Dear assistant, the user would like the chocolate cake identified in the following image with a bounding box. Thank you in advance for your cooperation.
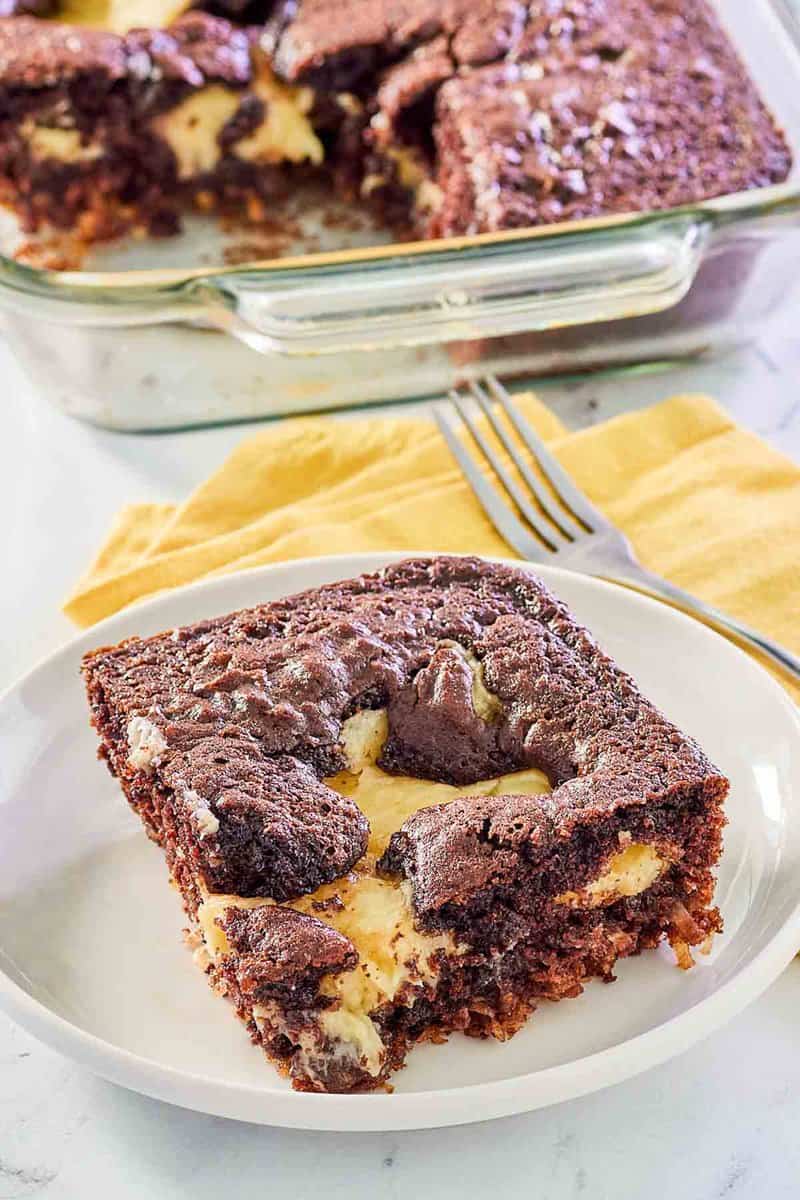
[426,1,794,236]
[0,0,792,242]
[0,13,324,237]
[82,556,728,1093]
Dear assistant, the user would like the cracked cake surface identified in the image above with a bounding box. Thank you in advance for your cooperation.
[427,1,793,235]
[83,555,727,1093]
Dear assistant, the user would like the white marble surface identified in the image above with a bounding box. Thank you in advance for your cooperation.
[1,312,799,1198]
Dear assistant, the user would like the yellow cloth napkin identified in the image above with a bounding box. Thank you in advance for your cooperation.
[65,392,799,701]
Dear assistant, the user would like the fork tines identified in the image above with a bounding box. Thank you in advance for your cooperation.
[435,376,606,560]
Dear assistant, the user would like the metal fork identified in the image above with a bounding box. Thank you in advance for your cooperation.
[436,376,800,683]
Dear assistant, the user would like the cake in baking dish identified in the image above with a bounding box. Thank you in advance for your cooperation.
[0,0,791,243]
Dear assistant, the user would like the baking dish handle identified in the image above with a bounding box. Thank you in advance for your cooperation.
[195,214,711,356]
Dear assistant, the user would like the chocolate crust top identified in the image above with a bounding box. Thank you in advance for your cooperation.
[0,12,253,91]
[379,791,567,914]
[161,740,369,900]
[430,0,792,235]
[217,904,358,1005]
[125,14,255,87]
[83,556,726,904]
[268,0,527,88]
[379,775,728,933]
[0,17,128,87]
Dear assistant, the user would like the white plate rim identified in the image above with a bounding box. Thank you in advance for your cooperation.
[1,550,799,1132]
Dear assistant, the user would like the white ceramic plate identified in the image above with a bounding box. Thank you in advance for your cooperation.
[1,553,799,1131]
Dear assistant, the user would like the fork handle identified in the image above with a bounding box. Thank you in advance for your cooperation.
[602,563,800,685]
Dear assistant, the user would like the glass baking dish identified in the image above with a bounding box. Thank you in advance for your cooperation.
[0,0,798,431]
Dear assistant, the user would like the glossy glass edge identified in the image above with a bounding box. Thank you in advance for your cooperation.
[0,184,798,309]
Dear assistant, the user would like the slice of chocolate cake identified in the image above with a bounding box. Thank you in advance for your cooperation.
[82,556,727,1093]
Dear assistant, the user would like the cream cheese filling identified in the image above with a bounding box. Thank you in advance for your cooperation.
[20,121,103,165]
[555,841,668,908]
[151,69,322,183]
[196,705,549,1076]
[55,0,193,33]
[235,72,321,167]
[197,774,548,1074]
[361,144,444,212]
[196,676,669,1078]
[152,87,242,181]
